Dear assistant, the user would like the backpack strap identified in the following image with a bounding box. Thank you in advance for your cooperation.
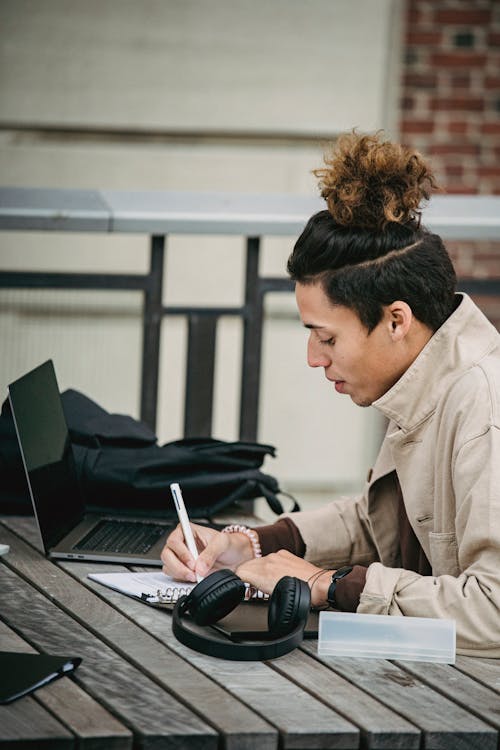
[257,483,300,515]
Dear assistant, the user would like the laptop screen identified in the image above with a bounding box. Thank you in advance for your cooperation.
[8,360,85,551]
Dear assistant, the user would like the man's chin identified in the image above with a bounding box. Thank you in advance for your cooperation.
[350,393,373,407]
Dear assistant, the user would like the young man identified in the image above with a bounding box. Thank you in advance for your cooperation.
[162,133,500,656]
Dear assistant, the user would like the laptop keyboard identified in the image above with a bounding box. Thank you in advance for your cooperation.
[74,519,169,554]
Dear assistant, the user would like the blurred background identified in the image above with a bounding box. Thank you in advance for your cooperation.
[0,0,499,514]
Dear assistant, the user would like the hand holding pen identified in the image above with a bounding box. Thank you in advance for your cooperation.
[162,484,254,582]
[170,483,203,582]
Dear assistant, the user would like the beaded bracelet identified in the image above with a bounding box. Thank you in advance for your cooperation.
[222,524,262,559]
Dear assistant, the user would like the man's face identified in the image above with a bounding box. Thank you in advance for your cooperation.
[295,281,409,407]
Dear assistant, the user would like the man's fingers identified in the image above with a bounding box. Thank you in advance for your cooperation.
[195,534,229,577]
[161,547,197,582]
[161,523,202,581]
[167,525,198,565]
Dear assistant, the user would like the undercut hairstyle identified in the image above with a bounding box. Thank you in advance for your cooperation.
[287,132,457,333]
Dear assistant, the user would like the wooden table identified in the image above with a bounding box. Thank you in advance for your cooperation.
[1,515,499,750]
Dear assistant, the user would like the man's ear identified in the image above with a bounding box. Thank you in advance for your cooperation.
[387,301,413,341]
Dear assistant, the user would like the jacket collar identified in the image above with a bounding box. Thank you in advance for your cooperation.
[373,294,499,433]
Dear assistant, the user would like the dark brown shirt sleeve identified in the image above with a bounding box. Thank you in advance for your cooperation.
[256,517,306,557]
[255,472,429,613]
[333,565,367,612]
[256,517,365,610]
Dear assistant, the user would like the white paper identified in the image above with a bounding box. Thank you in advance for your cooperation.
[88,570,269,604]
[88,570,195,603]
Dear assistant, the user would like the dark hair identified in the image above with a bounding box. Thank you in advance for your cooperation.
[287,132,457,332]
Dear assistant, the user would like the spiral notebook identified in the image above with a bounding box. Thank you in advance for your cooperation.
[88,570,269,608]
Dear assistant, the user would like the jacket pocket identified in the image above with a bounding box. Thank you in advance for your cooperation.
[429,532,460,577]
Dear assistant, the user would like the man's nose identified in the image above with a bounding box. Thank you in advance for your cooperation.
[307,337,331,369]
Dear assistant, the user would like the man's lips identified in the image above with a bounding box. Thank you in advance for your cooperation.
[327,377,346,394]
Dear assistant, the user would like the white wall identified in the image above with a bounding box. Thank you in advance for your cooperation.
[1,0,399,135]
[0,0,402,501]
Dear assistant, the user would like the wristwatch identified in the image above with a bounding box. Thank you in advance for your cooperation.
[326,566,353,609]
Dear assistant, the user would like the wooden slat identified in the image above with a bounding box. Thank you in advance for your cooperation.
[2,514,46,551]
[0,692,74,749]
[302,642,497,749]
[0,522,277,750]
[273,648,420,749]
[0,557,217,749]
[454,655,500,694]
[0,620,132,750]
[149,647,358,750]
[393,660,500,734]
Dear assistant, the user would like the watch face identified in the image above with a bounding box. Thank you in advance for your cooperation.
[333,566,353,581]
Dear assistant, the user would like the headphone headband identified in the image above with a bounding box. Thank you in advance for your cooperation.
[172,597,307,660]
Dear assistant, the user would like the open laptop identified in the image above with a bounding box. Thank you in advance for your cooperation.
[8,360,174,565]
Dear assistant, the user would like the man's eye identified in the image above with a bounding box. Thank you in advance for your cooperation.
[319,337,335,345]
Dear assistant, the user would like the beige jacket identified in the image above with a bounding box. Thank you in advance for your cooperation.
[286,294,500,656]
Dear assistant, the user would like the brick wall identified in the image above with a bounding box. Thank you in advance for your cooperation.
[400,0,500,328]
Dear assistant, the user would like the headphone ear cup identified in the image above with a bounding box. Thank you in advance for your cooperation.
[268,576,311,638]
[186,569,246,626]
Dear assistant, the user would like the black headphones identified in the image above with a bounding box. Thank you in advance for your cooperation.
[172,568,311,660]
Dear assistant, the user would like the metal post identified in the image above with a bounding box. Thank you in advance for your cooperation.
[184,314,218,437]
[239,237,263,441]
[140,235,165,433]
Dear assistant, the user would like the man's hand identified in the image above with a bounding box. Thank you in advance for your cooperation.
[161,523,254,582]
[236,549,334,607]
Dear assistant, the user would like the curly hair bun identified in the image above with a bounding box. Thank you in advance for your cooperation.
[315,131,439,231]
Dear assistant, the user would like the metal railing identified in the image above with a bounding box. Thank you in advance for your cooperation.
[1,187,499,438]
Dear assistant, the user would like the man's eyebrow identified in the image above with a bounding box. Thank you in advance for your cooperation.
[304,323,327,330]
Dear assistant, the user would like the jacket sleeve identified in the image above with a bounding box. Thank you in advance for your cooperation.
[359,424,500,657]
[280,491,381,569]
[280,426,399,569]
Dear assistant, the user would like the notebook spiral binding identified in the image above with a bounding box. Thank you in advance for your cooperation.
[152,584,269,604]
[155,586,192,604]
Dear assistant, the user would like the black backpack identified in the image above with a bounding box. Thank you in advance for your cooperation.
[0,389,298,519]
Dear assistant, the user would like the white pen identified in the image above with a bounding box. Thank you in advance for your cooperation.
[170,483,203,583]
